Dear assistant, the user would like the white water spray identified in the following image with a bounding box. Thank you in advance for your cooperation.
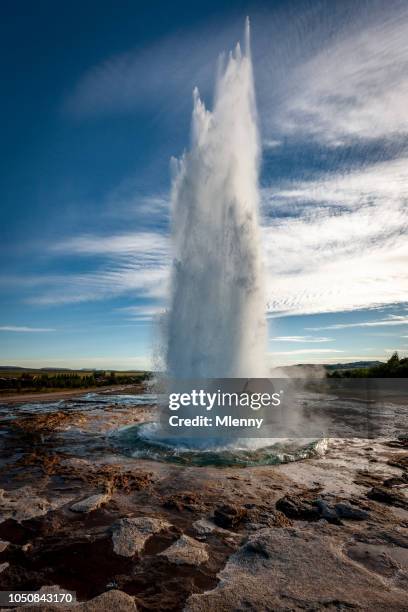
[166,19,267,379]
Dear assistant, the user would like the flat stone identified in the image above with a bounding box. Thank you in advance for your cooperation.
[70,493,110,513]
[160,534,209,566]
[11,588,137,611]
[111,517,171,557]
[185,527,408,611]
[193,518,217,535]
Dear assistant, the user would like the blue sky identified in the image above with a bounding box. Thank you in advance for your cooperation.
[1,0,408,369]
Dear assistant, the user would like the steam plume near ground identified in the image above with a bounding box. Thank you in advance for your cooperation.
[165,20,267,379]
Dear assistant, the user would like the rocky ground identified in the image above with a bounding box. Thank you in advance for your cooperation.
[0,391,407,611]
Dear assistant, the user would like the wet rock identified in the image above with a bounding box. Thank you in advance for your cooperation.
[159,534,208,566]
[185,527,407,611]
[213,504,247,529]
[334,502,369,520]
[12,411,86,434]
[367,486,408,510]
[70,492,110,513]
[275,494,320,521]
[111,516,172,557]
[277,494,369,524]
[314,499,342,524]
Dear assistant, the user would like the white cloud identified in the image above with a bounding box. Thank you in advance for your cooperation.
[64,2,408,147]
[271,336,333,343]
[29,265,168,306]
[27,232,170,306]
[307,315,408,331]
[0,326,56,333]
[272,348,343,355]
[385,348,408,356]
[118,304,165,321]
[53,232,168,257]
[262,139,281,149]
[274,5,408,142]
[262,157,408,317]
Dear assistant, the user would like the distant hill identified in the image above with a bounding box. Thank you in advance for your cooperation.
[1,362,385,375]
[0,366,144,373]
[271,361,385,378]
[0,366,87,373]
[324,361,383,371]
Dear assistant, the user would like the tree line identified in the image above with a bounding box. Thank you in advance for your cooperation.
[328,352,408,378]
[0,371,149,392]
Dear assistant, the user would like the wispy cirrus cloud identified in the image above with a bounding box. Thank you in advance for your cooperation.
[118,305,165,321]
[272,348,343,356]
[53,232,168,257]
[11,154,408,319]
[29,264,168,306]
[271,336,333,343]
[306,315,408,331]
[272,4,408,143]
[64,19,242,119]
[27,231,170,306]
[262,156,408,317]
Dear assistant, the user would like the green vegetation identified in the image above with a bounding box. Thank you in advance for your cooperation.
[327,352,408,378]
[0,368,149,394]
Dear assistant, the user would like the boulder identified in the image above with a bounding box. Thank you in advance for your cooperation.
[334,502,369,520]
[276,494,320,521]
[160,534,209,566]
[313,499,342,524]
[111,516,171,557]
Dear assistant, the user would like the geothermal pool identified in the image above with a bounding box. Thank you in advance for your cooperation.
[2,387,405,469]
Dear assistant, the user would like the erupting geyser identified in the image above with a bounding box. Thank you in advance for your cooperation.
[117,20,327,465]
[166,18,267,379]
